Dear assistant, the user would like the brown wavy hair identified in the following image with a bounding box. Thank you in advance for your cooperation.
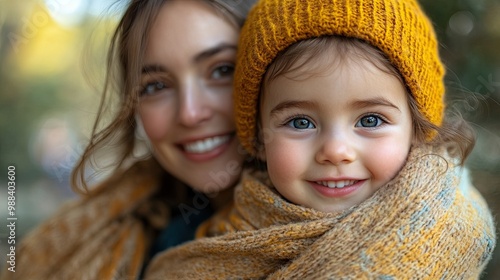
[72,0,256,194]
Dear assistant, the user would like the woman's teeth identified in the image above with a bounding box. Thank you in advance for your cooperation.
[184,135,230,154]
[316,180,358,188]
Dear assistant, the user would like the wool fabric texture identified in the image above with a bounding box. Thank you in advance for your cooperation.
[0,159,170,280]
[235,0,446,155]
[144,145,496,279]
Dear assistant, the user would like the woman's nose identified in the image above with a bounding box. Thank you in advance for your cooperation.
[315,132,356,165]
[178,82,213,127]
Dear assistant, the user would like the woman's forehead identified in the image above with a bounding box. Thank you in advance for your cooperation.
[143,0,238,66]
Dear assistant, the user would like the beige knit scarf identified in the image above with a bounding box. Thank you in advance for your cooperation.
[1,159,170,280]
[145,145,496,279]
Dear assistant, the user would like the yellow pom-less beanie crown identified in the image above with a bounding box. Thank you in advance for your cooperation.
[235,0,445,155]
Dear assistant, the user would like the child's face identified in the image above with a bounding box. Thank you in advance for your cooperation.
[259,53,413,212]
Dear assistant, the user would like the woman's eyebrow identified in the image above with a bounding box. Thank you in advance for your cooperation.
[141,43,236,74]
[193,43,237,63]
[350,97,401,112]
[270,100,317,116]
[142,64,166,74]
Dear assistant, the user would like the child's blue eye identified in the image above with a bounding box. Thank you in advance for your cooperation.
[356,115,384,128]
[287,118,315,129]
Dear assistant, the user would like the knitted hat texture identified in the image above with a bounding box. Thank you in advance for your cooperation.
[234,0,446,155]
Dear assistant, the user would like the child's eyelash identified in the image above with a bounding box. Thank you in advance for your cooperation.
[280,113,389,122]
[361,112,390,123]
[280,114,312,126]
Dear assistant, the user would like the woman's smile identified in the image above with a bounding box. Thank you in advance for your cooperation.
[179,133,236,162]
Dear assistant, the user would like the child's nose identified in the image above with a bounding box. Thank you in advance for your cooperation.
[315,133,356,165]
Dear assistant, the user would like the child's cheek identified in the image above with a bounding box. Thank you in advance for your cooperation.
[371,139,411,184]
[264,137,304,187]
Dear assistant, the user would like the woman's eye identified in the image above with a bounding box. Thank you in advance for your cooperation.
[211,64,235,80]
[141,81,167,96]
[356,115,384,128]
[287,117,315,129]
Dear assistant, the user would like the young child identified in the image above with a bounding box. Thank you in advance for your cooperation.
[144,0,496,279]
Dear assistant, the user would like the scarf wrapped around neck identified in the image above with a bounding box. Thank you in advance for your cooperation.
[1,159,171,280]
[145,145,496,279]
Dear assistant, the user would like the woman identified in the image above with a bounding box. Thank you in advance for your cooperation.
[1,0,255,279]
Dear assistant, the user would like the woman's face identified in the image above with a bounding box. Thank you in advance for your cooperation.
[138,0,244,193]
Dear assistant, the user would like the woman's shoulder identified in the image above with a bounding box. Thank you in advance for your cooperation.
[86,157,163,196]
[2,158,166,280]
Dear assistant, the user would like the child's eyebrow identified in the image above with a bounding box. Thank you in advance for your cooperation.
[350,97,401,112]
[270,100,317,116]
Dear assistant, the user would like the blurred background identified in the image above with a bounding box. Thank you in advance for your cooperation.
[0,0,499,277]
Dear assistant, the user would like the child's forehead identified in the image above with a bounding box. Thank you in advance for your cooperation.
[263,56,408,109]
[271,59,394,87]
[265,38,398,85]
[234,0,446,156]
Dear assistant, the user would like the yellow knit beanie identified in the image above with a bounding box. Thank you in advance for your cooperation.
[234,0,446,155]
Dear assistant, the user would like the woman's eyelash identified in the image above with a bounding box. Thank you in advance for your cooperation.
[140,81,169,96]
[209,63,236,82]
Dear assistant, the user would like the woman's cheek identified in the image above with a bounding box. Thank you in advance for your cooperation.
[139,105,172,141]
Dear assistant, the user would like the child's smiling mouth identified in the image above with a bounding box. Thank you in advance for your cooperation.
[315,180,360,189]
[308,179,367,198]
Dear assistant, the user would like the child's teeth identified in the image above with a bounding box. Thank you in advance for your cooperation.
[184,135,230,153]
[318,180,357,188]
